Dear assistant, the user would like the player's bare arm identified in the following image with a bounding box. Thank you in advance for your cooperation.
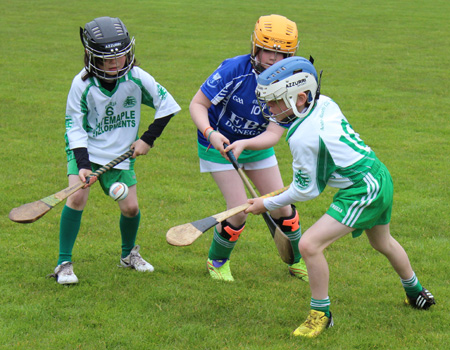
[190,90,230,158]
[226,122,285,160]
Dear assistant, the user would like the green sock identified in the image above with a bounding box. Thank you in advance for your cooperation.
[120,211,140,258]
[208,227,237,260]
[284,226,302,264]
[311,297,331,318]
[58,205,83,265]
[274,207,302,264]
[401,273,423,297]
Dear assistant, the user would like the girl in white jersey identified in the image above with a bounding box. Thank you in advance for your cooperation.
[50,17,181,285]
[229,56,435,337]
[190,14,308,282]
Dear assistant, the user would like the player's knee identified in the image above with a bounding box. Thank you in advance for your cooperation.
[298,237,315,258]
[368,239,382,252]
[369,237,394,255]
[121,204,139,217]
[67,190,88,210]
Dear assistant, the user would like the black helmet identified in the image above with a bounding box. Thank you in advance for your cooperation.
[80,17,135,81]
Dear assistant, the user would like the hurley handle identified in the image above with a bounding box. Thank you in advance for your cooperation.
[224,144,260,198]
[86,149,134,183]
[224,143,240,171]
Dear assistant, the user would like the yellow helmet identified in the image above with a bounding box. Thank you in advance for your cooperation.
[251,14,299,72]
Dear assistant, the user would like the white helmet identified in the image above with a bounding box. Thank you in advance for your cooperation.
[256,56,320,123]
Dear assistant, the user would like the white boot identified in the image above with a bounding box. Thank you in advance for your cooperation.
[120,245,154,272]
[53,261,79,284]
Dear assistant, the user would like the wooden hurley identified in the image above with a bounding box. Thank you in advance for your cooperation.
[9,150,133,224]
[225,146,294,264]
[166,185,289,247]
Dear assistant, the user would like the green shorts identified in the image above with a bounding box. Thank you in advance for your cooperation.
[67,158,137,196]
[326,161,393,238]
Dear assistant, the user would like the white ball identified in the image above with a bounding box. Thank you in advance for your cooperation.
[109,182,129,201]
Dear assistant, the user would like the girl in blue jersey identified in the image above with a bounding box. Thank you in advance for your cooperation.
[190,14,308,282]
[50,17,181,285]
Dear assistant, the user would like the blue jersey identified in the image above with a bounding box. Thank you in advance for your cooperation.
[199,54,270,147]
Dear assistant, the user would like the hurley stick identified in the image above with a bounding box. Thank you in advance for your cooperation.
[9,150,134,223]
[225,146,294,264]
[166,185,289,246]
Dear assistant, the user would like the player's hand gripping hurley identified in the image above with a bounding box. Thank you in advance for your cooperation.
[166,186,289,246]
[224,146,294,264]
[9,150,134,223]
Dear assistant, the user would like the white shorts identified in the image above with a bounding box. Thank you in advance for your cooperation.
[200,155,278,173]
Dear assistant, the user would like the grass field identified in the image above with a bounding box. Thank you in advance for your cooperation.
[1,0,449,349]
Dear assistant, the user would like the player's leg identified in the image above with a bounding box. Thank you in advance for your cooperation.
[247,164,306,280]
[116,183,154,272]
[61,175,90,260]
[207,169,248,281]
[365,163,435,309]
[93,166,152,273]
[366,224,413,278]
[366,224,435,309]
[53,174,90,284]
[118,184,139,255]
[293,214,350,338]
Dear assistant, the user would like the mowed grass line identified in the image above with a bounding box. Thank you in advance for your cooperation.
[0,0,448,349]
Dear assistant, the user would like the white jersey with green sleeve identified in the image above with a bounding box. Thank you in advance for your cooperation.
[65,67,181,170]
[264,95,376,211]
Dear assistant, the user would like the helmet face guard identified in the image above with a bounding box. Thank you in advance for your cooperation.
[256,57,319,123]
[251,14,299,73]
[80,17,135,81]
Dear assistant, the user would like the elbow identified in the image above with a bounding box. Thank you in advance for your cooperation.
[290,187,317,203]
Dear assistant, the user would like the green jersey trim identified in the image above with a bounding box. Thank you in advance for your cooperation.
[81,83,94,132]
[286,102,317,141]
[128,73,155,109]
[317,138,337,193]
[335,152,377,184]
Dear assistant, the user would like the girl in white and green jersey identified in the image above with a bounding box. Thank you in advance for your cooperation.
[51,17,181,285]
[229,56,435,338]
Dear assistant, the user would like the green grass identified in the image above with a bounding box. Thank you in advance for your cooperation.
[1,0,449,349]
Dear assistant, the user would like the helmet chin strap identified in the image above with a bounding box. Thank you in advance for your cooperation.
[316,70,323,101]
[252,48,290,74]
[251,55,266,74]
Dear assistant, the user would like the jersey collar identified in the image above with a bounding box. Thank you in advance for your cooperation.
[285,102,317,141]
